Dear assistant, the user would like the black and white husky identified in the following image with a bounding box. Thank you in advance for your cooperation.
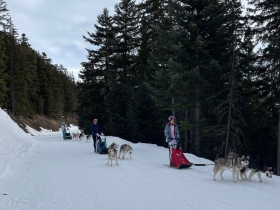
[228,152,275,182]
[107,143,119,167]
[241,155,275,182]
[79,133,84,141]
[86,135,91,143]
[119,144,133,159]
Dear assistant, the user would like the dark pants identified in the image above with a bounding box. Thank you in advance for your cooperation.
[92,135,97,150]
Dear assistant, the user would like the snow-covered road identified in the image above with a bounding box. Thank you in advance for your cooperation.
[0,130,280,210]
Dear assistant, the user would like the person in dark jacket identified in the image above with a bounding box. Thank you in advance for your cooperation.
[91,119,104,152]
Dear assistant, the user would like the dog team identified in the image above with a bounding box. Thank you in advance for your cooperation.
[213,152,275,183]
[61,119,133,167]
[61,117,275,181]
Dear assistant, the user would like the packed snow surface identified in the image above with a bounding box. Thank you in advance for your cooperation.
[0,120,280,209]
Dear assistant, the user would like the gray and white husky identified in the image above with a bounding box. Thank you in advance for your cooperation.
[72,133,79,141]
[107,142,119,167]
[119,144,133,159]
[227,152,247,181]
[213,154,250,183]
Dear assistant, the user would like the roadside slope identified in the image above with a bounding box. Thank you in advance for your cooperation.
[0,109,33,177]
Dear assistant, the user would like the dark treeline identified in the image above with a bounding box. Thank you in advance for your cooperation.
[0,0,77,118]
[78,0,279,166]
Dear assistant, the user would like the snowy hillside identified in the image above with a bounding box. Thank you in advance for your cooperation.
[0,120,280,210]
[0,109,33,177]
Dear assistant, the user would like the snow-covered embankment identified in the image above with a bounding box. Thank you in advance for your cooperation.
[0,109,33,177]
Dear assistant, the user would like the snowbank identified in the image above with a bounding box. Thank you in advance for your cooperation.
[26,125,53,136]
[0,109,33,177]
[26,124,78,136]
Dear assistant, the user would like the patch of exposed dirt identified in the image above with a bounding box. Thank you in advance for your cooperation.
[10,114,78,134]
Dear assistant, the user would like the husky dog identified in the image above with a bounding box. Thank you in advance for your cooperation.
[72,133,79,141]
[240,155,275,182]
[119,144,133,159]
[79,133,84,141]
[213,155,249,183]
[86,135,91,143]
[227,152,247,181]
[107,143,119,167]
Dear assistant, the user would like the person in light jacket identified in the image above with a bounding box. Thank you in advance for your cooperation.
[61,122,68,140]
[164,116,180,162]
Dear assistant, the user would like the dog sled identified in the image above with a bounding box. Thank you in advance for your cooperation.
[168,147,193,169]
[96,135,108,154]
[164,145,213,169]
[65,129,72,140]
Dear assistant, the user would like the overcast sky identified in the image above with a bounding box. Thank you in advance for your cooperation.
[7,0,248,80]
[7,0,129,80]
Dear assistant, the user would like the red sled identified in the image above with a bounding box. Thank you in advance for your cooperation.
[170,148,193,169]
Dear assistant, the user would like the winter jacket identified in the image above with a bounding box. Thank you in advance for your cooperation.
[61,124,68,131]
[164,123,179,142]
[91,124,102,136]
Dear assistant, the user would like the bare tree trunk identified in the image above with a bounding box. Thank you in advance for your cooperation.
[10,26,14,115]
[10,53,14,115]
[184,108,189,152]
[277,111,280,176]
[172,97,175,117]
[196,87,201,156]
[184,92,189,152]
[224,79,233,157]
[224,30,236,157]
[224,64,235,157]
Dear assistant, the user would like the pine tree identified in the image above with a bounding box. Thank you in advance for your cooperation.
[0,32,8,107]
[104,0,140,137]
[137,0,166,81]
[248,0,280,174]
[13,33,39,116]
[126,84,166,144]
[6,17,18,115]
[113,0,139,85]
[0,0,8,30]
[78,8,115,134]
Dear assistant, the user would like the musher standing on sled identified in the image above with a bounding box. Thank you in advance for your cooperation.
[164,116,180,163]
[61,122,68,140]
[91,119,104,152]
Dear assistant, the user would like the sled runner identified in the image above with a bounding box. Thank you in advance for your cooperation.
[163,163,213,168]
[96,136,108,154]
[163,163,193,169]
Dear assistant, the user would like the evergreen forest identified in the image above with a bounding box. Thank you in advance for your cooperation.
[0,0,77,118]
[78,0,280,167]
[1,0,279,168]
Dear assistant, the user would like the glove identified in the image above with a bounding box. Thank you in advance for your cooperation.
[101,133,104,136]
[96,133,100,137]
